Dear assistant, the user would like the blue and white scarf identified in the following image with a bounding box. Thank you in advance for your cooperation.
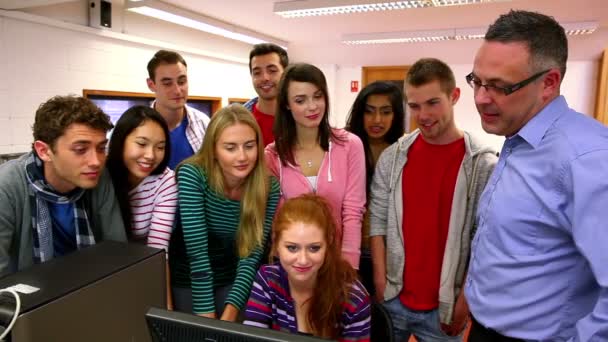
[24,152,95,263]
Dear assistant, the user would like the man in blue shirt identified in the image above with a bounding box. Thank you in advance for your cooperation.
[465,10,608,341]
[146,50,212,312]
[146,50,210,169]
[0,96,126,277]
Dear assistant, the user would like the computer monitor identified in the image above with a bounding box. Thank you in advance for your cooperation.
[146,307,334,342]
[0,241,166,342]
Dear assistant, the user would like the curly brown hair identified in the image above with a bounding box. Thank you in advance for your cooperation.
[32,95,113,150]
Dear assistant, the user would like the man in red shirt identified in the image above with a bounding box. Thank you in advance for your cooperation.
[243,44,288,146]
[369,58,497,341]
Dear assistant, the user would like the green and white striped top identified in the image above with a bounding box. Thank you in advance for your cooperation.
[176,163,280,315]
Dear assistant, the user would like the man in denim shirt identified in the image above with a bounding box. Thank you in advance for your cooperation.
[465,10,608,342]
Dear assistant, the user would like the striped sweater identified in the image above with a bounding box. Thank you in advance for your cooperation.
[128,168,177,252]
[244,263,371,342]
[176,164,280,315]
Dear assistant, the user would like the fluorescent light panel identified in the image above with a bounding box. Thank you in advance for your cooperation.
[342,27,482,44]
[126,0,287,47]
[563,21,598,35]
[274,0,509,18]
[343,21,598,45]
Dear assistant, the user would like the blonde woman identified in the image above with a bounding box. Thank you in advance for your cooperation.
[176,104,280,321]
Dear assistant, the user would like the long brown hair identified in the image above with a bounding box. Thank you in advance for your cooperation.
[272,194,358,339]
[345,81,405,193]
[273,63,342,166]
[179,104,269,257]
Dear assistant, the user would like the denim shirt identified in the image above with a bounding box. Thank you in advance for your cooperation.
[465,96,608,341]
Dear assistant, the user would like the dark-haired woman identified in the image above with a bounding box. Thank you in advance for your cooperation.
[345,81,405,295]
[107,105,177,308]
[265,63,366,269]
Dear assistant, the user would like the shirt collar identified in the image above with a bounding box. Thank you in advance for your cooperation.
[150,99,190,125]
[516,95,567,149]
[182,105,192,124]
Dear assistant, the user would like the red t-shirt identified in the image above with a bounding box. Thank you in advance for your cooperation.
[399,135,465,310]
[252,103,275,146]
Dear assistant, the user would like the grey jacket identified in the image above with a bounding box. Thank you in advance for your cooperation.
[369,130,497,324]
[0,153,127,277]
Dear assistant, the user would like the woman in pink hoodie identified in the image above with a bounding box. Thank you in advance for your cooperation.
[265,63,366,269]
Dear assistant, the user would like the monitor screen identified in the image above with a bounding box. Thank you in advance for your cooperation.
[88,96,152,124]
[87,95,213,124]
[146,307,333,342]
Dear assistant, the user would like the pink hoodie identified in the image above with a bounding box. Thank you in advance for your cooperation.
[264,129,366,269]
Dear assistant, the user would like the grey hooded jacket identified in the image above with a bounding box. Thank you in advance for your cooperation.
[0,153,127,277]
[369,130,497,324]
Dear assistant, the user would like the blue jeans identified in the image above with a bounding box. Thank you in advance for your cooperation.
[382,297,463,342]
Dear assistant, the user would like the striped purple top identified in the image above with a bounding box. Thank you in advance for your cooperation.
[244,263,371,342]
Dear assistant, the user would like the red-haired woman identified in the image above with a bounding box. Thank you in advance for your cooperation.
[243,194,371,341]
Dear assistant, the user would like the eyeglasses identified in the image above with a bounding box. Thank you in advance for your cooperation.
[465,69,550,96]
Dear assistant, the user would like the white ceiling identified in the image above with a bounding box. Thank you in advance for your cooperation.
[164,0,608,65]
[0,0,74,9]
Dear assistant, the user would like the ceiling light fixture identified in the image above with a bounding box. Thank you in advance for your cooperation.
[562,21,598,35]
[126,0,288,48]
[273,0,509,18]
[342,21,599,45]
[342,28,484,44]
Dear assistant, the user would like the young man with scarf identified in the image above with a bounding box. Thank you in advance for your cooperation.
[0,95,126,277]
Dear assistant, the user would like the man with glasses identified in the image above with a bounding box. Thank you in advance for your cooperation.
[370,58,497,341]
[465,10,608,341]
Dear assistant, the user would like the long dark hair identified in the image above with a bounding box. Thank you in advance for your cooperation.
[106,105,171,237]
[273,63,341,166]
[345,81,405,191]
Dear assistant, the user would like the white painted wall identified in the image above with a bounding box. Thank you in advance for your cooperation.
[333,66,362,128]
[0,3,600,155]
[0,6,257,154]
[23,0,255,59]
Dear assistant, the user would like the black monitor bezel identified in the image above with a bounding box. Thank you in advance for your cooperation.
[146,307,333,342]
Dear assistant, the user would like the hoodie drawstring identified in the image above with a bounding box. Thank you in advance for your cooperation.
[327,141,333,183]
[278,160,283,196]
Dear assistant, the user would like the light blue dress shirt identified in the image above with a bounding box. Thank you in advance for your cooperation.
[465,96,608,341]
